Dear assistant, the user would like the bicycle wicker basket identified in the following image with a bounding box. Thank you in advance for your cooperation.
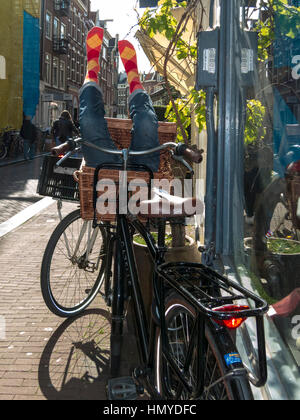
[77,118,177,222]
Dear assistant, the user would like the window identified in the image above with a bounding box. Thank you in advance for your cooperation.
[72,10,76,39]
[80,56,84,82]
[71,51,75,81]
[61,23,66,40]
[45,53,51,84]
[53,17,59,39]
[60,61,65,89]
[76,15,80,42]
[102,45,107,60]
[76,52,80,83]
[45,12,52,39]
[53,57,59,87]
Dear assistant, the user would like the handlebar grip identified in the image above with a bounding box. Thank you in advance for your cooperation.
[176,144,204,163]
[51,139,76,156]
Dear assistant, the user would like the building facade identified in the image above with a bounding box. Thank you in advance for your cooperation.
[37,0,94,129]
[37,1,119,131]
[95,19,119,118]
[117,71,168,119]
[0,0,40,131]
[141,71,168,106]
[117,72,129,118]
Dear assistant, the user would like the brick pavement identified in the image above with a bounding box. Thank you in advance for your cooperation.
[0,157,44,224]
[0,200,139,400]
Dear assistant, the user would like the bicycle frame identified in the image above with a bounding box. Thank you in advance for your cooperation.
[86,154,268,398]
[106,212,168,397]
[107,212,268,399]
[51,142,267,399]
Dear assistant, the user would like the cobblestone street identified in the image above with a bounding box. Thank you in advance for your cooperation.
[0,160,138,400]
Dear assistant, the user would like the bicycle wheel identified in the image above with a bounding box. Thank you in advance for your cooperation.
[154,293,253,400]
[253,176,300,253]
[41,209,107,317]
[0,141,7,159]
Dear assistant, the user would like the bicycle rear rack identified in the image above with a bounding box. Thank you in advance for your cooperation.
[156,262,269,387]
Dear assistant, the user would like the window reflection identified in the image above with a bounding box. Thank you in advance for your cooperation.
[242,2,300,367]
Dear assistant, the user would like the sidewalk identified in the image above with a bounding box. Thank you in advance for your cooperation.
[0,200,138,400]
[0,155,46,225]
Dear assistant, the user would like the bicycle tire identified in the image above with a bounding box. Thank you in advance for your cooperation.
[154,293,253,400]
[253,176,300,250]
[41,209,107,317]
[0,142,7,159]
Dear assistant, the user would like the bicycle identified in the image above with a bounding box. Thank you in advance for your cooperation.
[8,130,23,158]
[0,126,13,159]
[40,137,268,400]
[253,167,300,246]
[252,158,300,299]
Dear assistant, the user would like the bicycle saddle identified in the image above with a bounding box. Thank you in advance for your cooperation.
[139,188,204,218]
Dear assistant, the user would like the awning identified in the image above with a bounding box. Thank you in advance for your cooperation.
[135,8,196,96]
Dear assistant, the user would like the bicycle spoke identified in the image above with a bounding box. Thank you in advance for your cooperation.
[41,210,107,317]
[155,297,251,400]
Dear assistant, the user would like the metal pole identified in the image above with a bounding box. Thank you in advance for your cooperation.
[216,0,245,256]
[215,0,227,255]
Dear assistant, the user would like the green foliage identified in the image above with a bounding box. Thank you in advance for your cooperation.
[256,18,274,62]
[256,0,300,61]
[139,0,203,141]
[139,0,197,61]
[139,0,267,144]
[164,89,206,142]
[244,99,266,145]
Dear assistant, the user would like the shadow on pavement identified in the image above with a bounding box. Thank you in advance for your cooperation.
[38,308,112,400]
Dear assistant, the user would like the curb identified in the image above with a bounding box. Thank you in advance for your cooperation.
[0,197,54,239]
[0,153,48,168]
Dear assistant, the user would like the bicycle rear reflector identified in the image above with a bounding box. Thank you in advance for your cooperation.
[212,305,249,329]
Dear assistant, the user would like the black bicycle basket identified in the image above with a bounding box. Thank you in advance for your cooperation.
[37,155,82,202]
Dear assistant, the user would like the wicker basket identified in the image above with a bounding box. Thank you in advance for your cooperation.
[78,118,177,222]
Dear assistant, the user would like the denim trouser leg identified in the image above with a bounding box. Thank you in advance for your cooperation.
[79,82,120,168]
[29,143,36,160]
[23,139,29,160]
[23,139,34,160]
[128,89,160,172]
[79,83,159,171]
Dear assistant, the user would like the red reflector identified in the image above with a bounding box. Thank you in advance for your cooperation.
[212,305,249,329]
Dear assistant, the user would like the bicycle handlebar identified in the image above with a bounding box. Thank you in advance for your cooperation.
[51,139,78,156]
[51,137,204,164]
[175,143,204,164]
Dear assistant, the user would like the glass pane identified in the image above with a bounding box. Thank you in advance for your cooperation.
[242,2,300,367]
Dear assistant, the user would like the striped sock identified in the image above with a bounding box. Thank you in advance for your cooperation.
[118,40,144,94]
[84,27,104,84]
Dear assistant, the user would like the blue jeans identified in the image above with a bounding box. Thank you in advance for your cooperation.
[23,139,36,160]
[79,82,160,171]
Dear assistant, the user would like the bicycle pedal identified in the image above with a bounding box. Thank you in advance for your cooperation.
[107,376,139,400]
